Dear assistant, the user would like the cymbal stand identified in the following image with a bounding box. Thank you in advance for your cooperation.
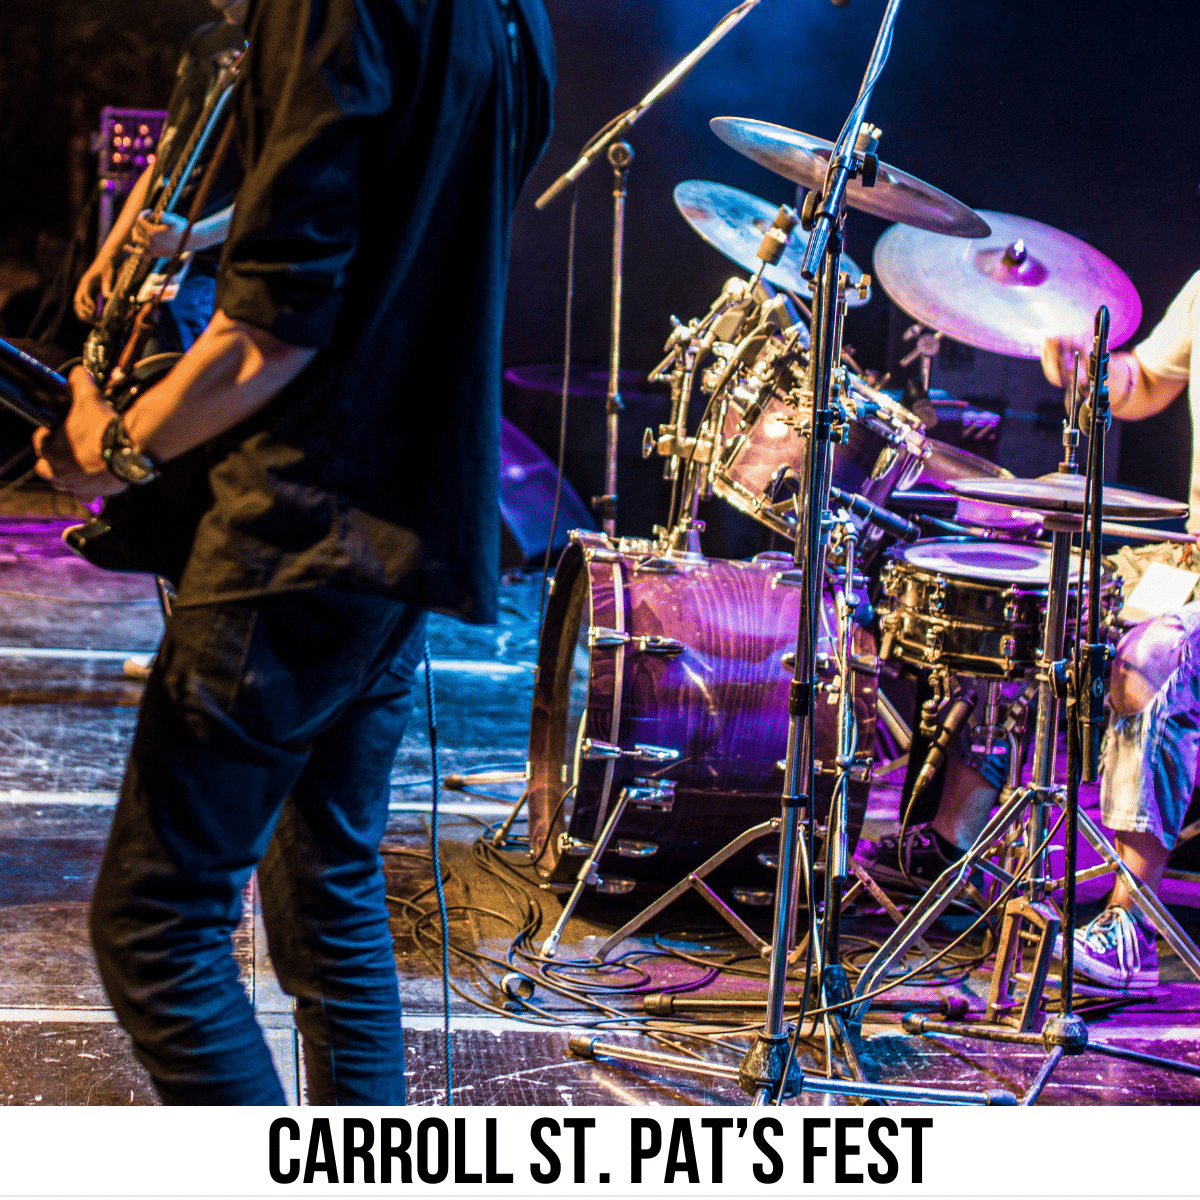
[569,0,1016,1105]
[852,309,1200,1101]
[535,0,769,537]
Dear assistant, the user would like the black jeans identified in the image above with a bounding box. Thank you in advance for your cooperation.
[90,587,427,1104]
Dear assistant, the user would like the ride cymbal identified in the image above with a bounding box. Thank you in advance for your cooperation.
[709,117,990,239]
[673,180,868,306]
[873,212,1142,358]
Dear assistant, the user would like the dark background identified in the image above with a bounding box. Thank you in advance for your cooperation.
[1,0,1198,534]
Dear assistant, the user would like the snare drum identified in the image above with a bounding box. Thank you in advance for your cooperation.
[712,345,928,545]
[878,538,1121,679]
[526,533,878,884]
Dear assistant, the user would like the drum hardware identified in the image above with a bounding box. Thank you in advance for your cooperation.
[539,776,677,958]
[587,627,685,655]
[615,840,658,859]
[850,309,1200,1102]
[534,0,770,535]
[899,323,943,394]
[580,739,679,763]
[579,3,1023,1105]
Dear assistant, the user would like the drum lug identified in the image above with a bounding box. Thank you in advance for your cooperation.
[878,611,901,662]
[594,877,637,896]
[930,575,948,614]
[590,626,685,656]
[634,634,686,656]
[880,564,899,598]
[621,779,677,811]
[589,625,629,649]
[581,740,680,765]
[582,739,623,760]
[558,834,594,857]
[923,624,945,663]
[616,839,659,859]
[773,569,805,589]
[1000,634,1017,659]
[632,743,680,763]
[1002,598,1019,623]
[585,548,622,564]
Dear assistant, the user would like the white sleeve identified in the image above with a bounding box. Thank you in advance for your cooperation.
[1134,271,1200,382]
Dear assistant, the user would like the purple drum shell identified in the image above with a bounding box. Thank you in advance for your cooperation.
[526,537,878,884]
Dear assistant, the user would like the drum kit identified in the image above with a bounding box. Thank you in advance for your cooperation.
[522,0,1200,1105]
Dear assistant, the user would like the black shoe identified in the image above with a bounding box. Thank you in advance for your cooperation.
[858,822,963,891]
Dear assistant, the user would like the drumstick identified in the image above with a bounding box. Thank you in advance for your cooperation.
[1102,521,1197,545]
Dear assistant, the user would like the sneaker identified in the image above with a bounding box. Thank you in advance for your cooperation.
[1070,905,1159,990]
[858,822,962,890]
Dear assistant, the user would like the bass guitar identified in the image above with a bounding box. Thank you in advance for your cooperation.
[83,48,242,385]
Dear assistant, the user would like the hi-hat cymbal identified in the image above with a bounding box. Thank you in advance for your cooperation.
[948,474,1186,522]
[673,181,869,306]
[873,212,1142,358]
[709,118,990,239]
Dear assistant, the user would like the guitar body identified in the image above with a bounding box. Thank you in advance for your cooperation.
[63,446,212,586]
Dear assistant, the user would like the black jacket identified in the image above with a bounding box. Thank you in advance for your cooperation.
[178,0,555,623]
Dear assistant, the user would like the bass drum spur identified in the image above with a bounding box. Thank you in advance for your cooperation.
[525,533,878,887]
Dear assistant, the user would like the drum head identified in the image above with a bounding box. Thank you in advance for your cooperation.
[897,538,1053,585]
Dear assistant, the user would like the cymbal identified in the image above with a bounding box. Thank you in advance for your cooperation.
[948,474,1186,522]
[673,181,869,307]
[873,212,1142,358]
[709,118,990,239]
[900,439,1042,533]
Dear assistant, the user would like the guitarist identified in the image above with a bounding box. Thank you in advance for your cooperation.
[35,0,555,1104]
[73,0,247,355]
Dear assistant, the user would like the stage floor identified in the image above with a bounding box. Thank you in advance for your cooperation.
[0,499,1196,1106]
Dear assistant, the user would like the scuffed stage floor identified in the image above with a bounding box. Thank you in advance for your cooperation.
[0,503,1196,1106]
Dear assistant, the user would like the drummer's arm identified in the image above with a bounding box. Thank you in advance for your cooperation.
[1108,356,1186,422]
[1042,337,1186,422]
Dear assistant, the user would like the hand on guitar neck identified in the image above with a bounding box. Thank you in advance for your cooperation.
[33,309,315,501]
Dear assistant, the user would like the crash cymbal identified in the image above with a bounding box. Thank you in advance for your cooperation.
[873,212,1142,358]
[674,181,869,306]
[948,474,1186,522]
[709,118,990,239]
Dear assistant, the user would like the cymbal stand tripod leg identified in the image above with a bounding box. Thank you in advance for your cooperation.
[897,312,1200,1100]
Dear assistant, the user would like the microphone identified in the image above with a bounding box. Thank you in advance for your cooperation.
[911,692,975,800]
[828,486,920,543]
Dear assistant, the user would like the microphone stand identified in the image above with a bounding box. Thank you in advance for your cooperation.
[534,0,767,536]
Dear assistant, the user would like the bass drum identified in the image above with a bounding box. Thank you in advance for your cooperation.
[526,534,878,886]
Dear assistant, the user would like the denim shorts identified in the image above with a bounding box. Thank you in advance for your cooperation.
[1100,602,1200,850]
